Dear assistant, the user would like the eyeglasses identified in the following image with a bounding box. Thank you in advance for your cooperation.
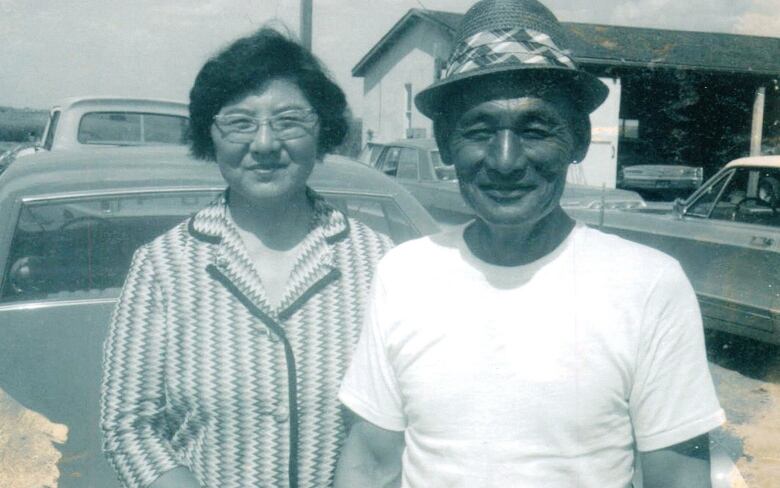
[213,109,319,143]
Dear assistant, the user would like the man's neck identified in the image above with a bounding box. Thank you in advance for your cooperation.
[464,207,575,266]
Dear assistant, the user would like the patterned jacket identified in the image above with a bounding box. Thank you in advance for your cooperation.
[100,190,392,488]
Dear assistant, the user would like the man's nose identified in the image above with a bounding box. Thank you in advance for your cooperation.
[487,129,526,174]
[249,122,280,153]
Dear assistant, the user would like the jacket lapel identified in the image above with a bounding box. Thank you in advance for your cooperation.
[188,190,349,321]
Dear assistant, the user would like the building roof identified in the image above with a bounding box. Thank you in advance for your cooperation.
[353,9,780,77]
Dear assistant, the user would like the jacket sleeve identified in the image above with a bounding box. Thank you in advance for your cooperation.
[100,245,182,488]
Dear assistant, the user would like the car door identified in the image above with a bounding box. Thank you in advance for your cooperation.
[594,166,780,343]
[0,190,220,487]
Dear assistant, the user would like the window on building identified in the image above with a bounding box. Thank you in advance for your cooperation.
[619,119,640,139]
[405,83,413,132]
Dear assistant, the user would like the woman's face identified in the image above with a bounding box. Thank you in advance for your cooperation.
[210,78,320,205]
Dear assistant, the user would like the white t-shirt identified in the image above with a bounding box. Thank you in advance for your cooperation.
[339,223,725,488]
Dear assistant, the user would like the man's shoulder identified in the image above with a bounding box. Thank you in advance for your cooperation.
[378,225,464,269]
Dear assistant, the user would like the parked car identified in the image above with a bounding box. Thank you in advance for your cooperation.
[0,146,438,487]
[618,164,704,192]
[569,155,780,345]
[364,138,647,224]
[9,97,189,163]
[616,139,703,198]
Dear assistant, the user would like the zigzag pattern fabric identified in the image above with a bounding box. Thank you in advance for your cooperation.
[100,190,392,488]
[447,27,576,77]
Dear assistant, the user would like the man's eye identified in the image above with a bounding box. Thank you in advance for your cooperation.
[460,128,494,141]
[520,128,551,139]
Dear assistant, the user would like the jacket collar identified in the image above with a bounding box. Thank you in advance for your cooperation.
[189,188,349,319]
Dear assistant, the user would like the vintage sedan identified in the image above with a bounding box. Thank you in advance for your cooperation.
[0,146,438,487]
[569,155,780,345]
[364,138,646,224]
[618,163,703,193]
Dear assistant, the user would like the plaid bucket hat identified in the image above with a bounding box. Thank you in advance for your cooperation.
[415,0,608,118]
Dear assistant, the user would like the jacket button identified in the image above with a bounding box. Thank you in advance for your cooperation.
[273,406,289,423]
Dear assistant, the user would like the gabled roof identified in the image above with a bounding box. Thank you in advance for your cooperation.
[353,9,780,77]
[352,9,460,77]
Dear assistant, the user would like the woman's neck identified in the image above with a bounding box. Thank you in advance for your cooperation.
[228,189,314,251]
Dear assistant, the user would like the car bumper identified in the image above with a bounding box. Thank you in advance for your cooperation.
[619,177,701,190]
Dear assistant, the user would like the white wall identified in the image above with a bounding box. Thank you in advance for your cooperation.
[567,77,622,188]
[360,20,452,144]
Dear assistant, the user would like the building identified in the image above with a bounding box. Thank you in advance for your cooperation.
[353,8,780,188]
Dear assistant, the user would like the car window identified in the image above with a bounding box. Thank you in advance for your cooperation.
[396,148,419,180]
[430,150,457,181]
[323,193,420,244]
[78,112,189,145]
[42,110,60,150]
[1,190,220,303]
[687,170,732,217]
[377,147,401,177]
[707,167,780,227]
[359,144,384,166]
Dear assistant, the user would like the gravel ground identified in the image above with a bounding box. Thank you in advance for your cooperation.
[707,331,780,487]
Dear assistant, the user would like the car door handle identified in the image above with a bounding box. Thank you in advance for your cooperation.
[749,236,774,247]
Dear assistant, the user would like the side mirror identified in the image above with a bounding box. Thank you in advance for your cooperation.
[672,198,686,219]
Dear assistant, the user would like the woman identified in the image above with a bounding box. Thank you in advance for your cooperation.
[100,28,392,488]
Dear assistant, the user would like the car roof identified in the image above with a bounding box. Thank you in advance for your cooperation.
[372,138,438,151]
[50,96,189,113]
[724,155,780,169]
[0,147,426,200]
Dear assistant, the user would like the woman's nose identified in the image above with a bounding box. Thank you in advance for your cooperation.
[249,122,281,153]
[486,129,527,174]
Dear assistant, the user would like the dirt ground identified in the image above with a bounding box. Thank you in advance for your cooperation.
[707,331,780,487]
[0,388,68,488]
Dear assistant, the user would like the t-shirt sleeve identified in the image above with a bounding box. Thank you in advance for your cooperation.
[339,271,406,431]
[629,260,725,452]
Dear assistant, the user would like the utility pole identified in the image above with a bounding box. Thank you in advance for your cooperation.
[300,0,312,50]
[750,86,766,156]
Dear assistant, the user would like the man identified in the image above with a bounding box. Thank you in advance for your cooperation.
[334,0,725,487]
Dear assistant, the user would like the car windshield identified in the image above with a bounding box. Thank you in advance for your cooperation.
[430,150,456,181]
[78,112,189,146]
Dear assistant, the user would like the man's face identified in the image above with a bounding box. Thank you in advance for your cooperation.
[443,82,583,227]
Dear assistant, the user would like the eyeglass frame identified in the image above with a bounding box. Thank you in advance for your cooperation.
[212,108,319,143]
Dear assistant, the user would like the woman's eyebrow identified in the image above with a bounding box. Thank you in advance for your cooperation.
[219,103,313,115]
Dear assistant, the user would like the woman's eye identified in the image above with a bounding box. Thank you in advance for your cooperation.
[227,118,256,130]
[274,116,303,127]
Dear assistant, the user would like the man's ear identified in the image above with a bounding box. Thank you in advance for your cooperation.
[572,113,591,163]
[433,118,455,166]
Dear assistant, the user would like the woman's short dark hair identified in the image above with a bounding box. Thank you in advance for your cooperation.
[189,27,348,160]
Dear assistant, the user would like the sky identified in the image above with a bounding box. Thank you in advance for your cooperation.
[1,0,778,116]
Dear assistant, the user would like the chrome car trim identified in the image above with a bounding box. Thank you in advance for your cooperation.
[19,186,227,203]
[0,297,118,312]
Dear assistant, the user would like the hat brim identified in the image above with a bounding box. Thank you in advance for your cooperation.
[415,64,609,119]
